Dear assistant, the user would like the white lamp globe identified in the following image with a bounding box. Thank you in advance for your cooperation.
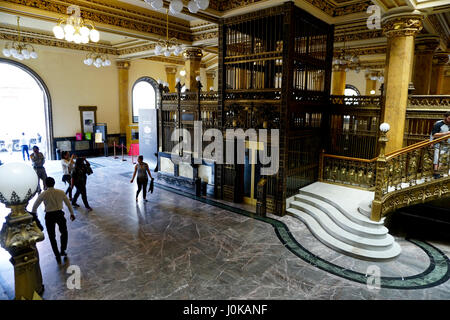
[53,25,65,39]
[10,48,17,56]
[22,50,30,59]
[164,49,171,57]
[105,59,111,66]
[73,33,82,44]
[86,58,93,65]
[64,24,75,35]
[81,35,89,44]
[3,48,11,57]
[65,32,74,42]
[170,0,183,14]
[157,79,162,84]
[154,45,162,55]
[379,123,390,133]
[163,82,169,88]
[83,59,88,65]
[196,0,209,10]
[0,162,39,205]
[379,76,384,82]
[16,53,24,60]
[151,0,164,10]
[176,77,180,83]
[195,75,201,81]
[94,62,101,68]
[188,0,199,13]
[209,86,214,91]
[80,26,90,37]
[90,29,100,42]
[179,69,186,76]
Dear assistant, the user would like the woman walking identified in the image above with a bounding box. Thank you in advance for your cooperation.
[130,155,153,202]
[61,151,75,201]
[71,157,93,211]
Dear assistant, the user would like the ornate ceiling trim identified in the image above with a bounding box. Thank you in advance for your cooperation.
[144,55,206,68]
[3,0,193,41]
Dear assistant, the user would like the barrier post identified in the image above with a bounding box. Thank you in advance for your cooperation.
[113,141,118,159]
[121,143,126,161]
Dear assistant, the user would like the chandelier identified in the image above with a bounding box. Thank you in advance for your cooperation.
[2,17,38,60]
[333,41,361,73]
[366,70,384,82]
[83,52,111,68]
[144,0,210,14]
[52,5,99,44]
[153,9,184,57]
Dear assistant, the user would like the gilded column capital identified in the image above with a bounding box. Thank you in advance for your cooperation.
[433,53,450,66]
[382,14,424,38]
[206,71,216,78]
[415,36,440,53]
[116,61,131,70]
[165,65,178,74]
[183,47,203,61]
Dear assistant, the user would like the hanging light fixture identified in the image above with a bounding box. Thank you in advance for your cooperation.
[53,5,99,44]
[144,0,210,14]
[2,17,38,60]
[333,40,361,73]
[83,51,111,68]
[153,9,184,57]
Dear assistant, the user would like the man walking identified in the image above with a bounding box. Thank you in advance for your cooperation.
[30,146,48,193]
[32,177,76,264]
[20,132,30,161]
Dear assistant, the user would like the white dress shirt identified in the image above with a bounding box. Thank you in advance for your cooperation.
[32,187,74,216]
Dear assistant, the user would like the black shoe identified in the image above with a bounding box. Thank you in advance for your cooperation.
[60,250,67,257]
[433,173,441,179]
[72,203,80,208]
[55,256,62,264]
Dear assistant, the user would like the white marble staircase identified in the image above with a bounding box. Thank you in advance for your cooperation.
[286,182,401,261]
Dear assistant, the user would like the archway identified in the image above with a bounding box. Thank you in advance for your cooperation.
[0,58,53,164]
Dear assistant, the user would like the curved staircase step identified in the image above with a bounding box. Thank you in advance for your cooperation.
[287,207,402,260]
[289,202,394,250]
[293,195,388,239]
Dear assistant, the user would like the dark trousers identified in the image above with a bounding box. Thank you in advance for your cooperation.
[73,182,90,208]
[21,145,29,160]
[62,174,72,199]
[45,210,67,258]
[136,177,148,200]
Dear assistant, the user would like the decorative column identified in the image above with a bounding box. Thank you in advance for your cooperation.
[165,65,177,93]
[331,68,346,95]
[412,36,440,94]
[365,73,377,95]
[381,12,423,153]
[206,71,216,91]
[183,47,203,90]
[0,163,45,300]
[430,53,450,95]
[117,61,131,148]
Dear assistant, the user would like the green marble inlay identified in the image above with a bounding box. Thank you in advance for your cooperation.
[155,183,450,290]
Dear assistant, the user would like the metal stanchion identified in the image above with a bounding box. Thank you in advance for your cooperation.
[121,143,126,161]
[113,141,118,159]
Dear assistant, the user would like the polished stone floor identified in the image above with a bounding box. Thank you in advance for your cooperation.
[0,156,449,300]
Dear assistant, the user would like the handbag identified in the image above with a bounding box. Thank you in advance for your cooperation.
[148,178,154,194]
[86,164,94,175]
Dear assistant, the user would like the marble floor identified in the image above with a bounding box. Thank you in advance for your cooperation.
[0,156,449,300]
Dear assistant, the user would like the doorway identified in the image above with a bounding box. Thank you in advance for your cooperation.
[0,58,53,164]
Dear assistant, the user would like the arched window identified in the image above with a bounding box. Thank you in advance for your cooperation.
[132,77,159,123]
[344,84,360,96]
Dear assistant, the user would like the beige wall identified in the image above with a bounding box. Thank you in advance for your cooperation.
[0,41,120,138]
[345,70,381,95]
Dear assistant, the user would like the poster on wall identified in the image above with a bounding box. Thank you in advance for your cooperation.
[139,108,158,170]
[82,111,95,133]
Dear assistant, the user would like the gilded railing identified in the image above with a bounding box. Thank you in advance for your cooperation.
[319,130,450,221]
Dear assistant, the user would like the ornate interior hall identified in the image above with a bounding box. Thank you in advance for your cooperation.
[0,0,449,301]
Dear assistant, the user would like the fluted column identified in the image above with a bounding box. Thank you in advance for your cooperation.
[183,47,203,90]
[165,65,177,92]
[331,68,346,95]
[206,71,216,91]
[117,61,131,147]
[381,12,423,153]
[430,53,449,95]
[412,36,440,94]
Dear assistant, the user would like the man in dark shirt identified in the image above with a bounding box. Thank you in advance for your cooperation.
[431,111,450,178]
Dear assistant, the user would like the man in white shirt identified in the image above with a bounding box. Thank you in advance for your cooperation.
[20,132,30,161]
[32,177,76,264]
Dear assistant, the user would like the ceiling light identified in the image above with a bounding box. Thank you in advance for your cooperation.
[2,17,38,61]
[54,5,99,44]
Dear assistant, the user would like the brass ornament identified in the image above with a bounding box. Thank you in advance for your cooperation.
[382,16,424,38]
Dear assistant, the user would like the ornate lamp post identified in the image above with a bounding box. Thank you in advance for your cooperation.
[0,163,45,299]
